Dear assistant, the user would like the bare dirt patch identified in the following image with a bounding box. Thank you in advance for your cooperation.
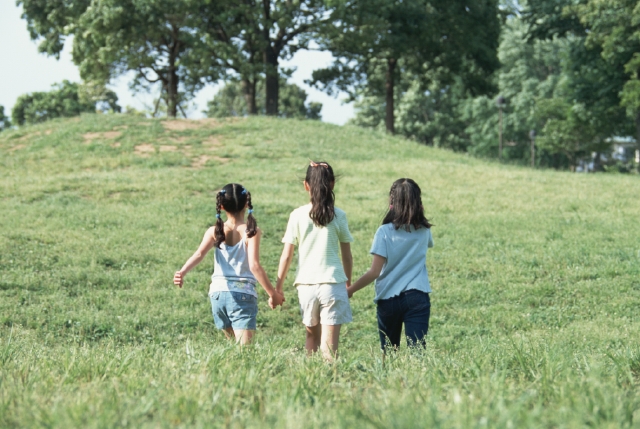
[134,144,155,157]
[84,131,122,143]
[161,118,228,131]
[202,136,222,149]
[17,132,41,142]
[111,142,121,148]
[159,145,178,152]
[44,129,53,135]
[191,155,230,169]
[168,136,189,144]
[9,144,26,152]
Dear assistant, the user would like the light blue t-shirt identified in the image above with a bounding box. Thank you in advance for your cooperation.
[370,223,433,303]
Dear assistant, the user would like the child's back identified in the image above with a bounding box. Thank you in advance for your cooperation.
[276,161,353,361]
[174,183,283,344]
[284,203,352,286]
[210,227,258,296]
[369,223,433,303]
[348,178,434,351]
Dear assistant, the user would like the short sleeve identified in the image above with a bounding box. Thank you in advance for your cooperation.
[282,212,298,245]
[369,226,388,258]
[427,229,434,248]
[337,211,354,243]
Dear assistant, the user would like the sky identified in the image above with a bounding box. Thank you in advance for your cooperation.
[0,2,355,125]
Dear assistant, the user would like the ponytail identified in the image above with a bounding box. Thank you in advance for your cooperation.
[306,161,335,227]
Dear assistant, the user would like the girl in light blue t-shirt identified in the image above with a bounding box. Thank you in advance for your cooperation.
[348,178,433,350]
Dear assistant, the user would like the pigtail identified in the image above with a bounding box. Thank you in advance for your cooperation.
[213,190,226,248]
[245,191,258,238]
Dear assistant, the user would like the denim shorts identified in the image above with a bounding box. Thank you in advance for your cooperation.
[209,291,258,330]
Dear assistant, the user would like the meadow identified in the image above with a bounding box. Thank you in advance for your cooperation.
[0,114,639,428]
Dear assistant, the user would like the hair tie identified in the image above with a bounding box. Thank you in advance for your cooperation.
[309,161,328,168]
[220,189,226,194]
[216,214,221,219]
[389,205,393,209]
[247,209,253,214]
[242,189,247,195]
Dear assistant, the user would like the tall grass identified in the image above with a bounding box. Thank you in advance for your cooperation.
[0,114,639,427]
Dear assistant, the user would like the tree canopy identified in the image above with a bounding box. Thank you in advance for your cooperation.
[11,81,120,126]
[310,0,501,134]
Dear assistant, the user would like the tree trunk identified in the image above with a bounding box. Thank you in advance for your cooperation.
[167,67,178,118]
[635,111,640,173]
[242,78,257,115]
[264,46,279,116]
[385,58,397,134]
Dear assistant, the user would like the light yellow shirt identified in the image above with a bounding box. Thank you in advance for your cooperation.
[282,204,354,286]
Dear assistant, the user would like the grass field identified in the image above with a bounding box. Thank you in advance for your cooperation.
[1,114,639,428]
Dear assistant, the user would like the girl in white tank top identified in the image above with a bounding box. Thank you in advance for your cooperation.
[174,183,284,344]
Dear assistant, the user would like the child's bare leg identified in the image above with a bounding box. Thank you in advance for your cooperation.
[305,324,321,355]
[233,329,254,345]
[320,324,342,362]
[223,327,235,339]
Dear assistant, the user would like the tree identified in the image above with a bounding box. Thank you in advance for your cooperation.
[196,2,264,115]
[534,97,608,170]
[11,80,119,126]
[206,78,322,120]
[19,0,214,118]
[311,0,501,134]
[228,1,332,116]
[349,15,556,157]
[571,0,640,171]
[193,1,333,116]
[0,106,11,132]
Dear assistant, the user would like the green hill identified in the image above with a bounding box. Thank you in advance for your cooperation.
[1,114,639,427]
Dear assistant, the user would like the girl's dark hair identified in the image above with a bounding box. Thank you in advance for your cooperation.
[305,161,335,227]
[214,183,257,248]
[382,178,432,231]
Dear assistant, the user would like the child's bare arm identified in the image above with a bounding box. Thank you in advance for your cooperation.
[276,243,295,293]
[347,254,386,297]
[340,242,353,286]
[173,228,216,288]
[246,228,282,307]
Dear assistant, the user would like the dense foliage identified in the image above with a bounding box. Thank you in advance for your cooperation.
[11,80,120,126]
[0,105,10,132]
[14,0,640,170]
[350,2,640,170]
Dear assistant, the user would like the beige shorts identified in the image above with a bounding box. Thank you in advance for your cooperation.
[297,282,353,327]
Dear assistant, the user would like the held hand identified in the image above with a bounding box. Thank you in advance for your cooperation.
[346,285,354,299]
[269,291,285,309]
[173,271,184,288]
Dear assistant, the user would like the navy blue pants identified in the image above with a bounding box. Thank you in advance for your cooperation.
[377,289,431,350]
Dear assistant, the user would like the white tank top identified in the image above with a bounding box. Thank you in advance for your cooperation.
[209,232,257,297]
